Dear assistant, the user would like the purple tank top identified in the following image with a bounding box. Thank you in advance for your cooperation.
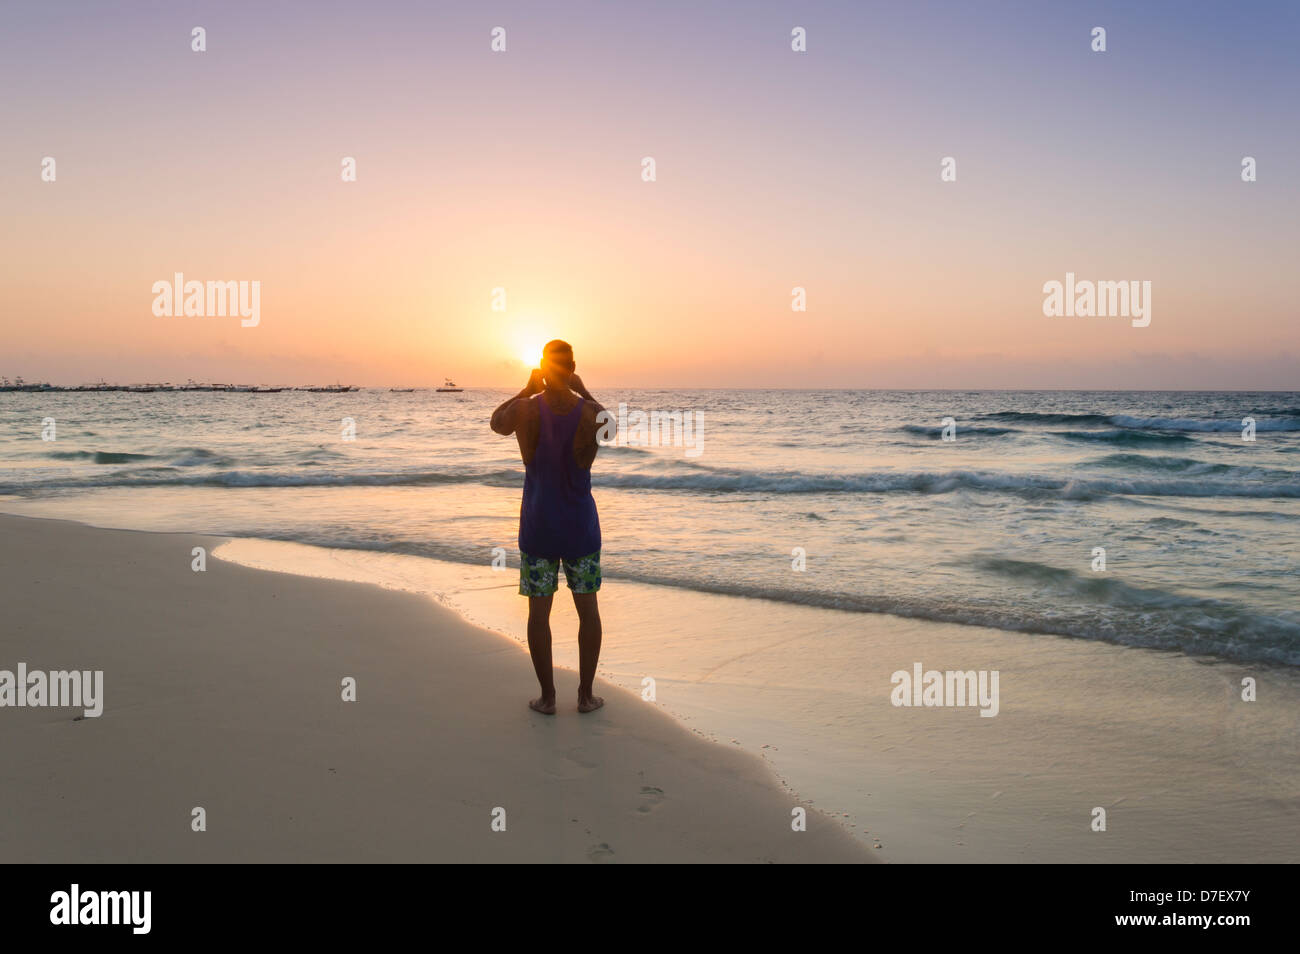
[518,395,601,560]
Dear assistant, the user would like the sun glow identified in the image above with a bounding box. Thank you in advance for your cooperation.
[510,328,547,370]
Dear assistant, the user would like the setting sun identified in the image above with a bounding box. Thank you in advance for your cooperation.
[510,329,547,370]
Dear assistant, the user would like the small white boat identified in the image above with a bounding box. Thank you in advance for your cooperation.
[435,378,463,392]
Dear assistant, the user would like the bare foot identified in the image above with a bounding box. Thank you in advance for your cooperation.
[577,695,605,713]
[529,696,557,715]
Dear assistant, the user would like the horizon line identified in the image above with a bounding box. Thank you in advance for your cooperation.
[3,383,1298,394]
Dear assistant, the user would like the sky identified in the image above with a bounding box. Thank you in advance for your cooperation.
[2,0,1297,389]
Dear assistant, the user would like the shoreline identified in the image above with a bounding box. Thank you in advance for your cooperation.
[6,507,1300,863]
[211,535,1300,864]
[0,512,872,863]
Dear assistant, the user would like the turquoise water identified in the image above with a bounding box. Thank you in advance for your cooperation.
[2,388,1298,664]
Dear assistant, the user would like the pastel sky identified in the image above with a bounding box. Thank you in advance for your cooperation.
[2,0,1297,388]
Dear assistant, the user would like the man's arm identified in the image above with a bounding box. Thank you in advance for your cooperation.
[567,373,606,416]
[491,370,544,435]
[568,373,613,459]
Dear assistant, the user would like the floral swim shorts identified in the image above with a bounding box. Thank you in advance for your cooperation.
[518,550,602,597]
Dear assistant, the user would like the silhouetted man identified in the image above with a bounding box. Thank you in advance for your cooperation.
[490,340,606,714]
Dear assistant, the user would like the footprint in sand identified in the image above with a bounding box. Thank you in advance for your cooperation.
[637,786,666,813]
[543,749,601,781]
[587,842,615,862]
[563,748,599,770]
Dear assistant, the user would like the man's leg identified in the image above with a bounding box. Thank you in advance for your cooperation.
[572,592,603,712]
[526,594,556,714]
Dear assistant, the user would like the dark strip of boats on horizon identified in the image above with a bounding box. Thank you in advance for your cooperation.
[2,377,465,393]
[2,377,361,393]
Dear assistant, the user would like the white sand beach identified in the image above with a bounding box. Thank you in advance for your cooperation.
[5,505,1299,864]
[0,513,872,863]
[214,536,1300,865]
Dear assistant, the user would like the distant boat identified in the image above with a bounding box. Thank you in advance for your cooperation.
[302,383,357,393]
[389,388,415,392]
[0,376,53,392]
[435,378,463,392]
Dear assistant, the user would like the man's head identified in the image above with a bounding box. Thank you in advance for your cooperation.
[540,339,575,390]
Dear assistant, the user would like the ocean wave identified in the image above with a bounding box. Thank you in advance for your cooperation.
[596,468,1300,499]
[975,411,1112,425]
[614,572,1300,665]
[43,446,234,467]
[1110,414,1300,433]
[6,464,1300,500]
[972,410,1300,433]
[900,424,1019,437]
[169,447,234,467]
[0,468,524,492]
[1082,453,1296,480]
[966,557,1300,664]
[224,530,1300,666]
[47,450,155,464]
[1051,428,1197,446]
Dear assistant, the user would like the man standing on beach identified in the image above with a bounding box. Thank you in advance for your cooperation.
[490,340,606,714]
